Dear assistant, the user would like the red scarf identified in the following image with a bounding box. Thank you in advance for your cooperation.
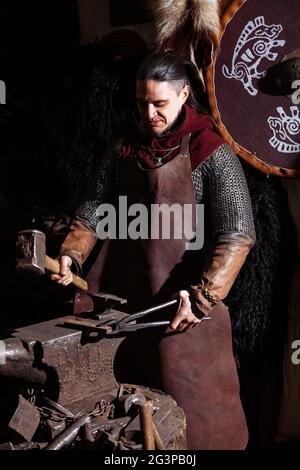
[122,105,225,171]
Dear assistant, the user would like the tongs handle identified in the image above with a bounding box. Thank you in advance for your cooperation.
[122,299,178,322]
[112,299,179,333]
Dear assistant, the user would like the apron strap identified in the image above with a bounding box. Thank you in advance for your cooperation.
[179,133,191,157]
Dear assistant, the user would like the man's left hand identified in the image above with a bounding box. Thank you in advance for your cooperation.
[169,290,202,331]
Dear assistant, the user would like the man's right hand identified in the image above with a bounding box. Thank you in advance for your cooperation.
[50,255,73,286]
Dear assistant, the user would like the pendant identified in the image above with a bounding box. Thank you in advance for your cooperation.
[155,157,163,167]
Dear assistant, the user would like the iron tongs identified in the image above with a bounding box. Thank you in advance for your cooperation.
[63,298,211,336]
[106,299,211,335]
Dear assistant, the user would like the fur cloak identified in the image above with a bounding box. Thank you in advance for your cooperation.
[148,0,221,65]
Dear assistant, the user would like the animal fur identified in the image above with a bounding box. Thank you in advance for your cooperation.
[148,0,221,62]
[226,165,294,354]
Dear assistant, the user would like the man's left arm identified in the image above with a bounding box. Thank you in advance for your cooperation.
[191,143,256,311]
[170,144,256,329]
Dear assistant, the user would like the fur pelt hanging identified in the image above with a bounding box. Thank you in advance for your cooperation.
[148,0,221,66]
[226,165,294,355]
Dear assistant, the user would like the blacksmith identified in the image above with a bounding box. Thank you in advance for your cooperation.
[52,52,256,449]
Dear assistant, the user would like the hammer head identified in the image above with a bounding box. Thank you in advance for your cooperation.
[16,229,46,276]
[117,391,147,415]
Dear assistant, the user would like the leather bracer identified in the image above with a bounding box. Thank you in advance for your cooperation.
[60,218,97,273]
[190,231,255,315]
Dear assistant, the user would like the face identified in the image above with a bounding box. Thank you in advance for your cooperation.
[136,80,189,136]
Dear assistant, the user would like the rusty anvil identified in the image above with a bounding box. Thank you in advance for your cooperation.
[16,229,88,291]
[0,313,187,449]
[0,312,125,411]
[0,292,150,409]
[0,291,181,410]
[0,286,187,448]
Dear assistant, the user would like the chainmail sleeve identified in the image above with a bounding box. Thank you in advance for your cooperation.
[60,143,121,273]
[75,142,121,232]
[189,143,256,307]
[192,143,256,240]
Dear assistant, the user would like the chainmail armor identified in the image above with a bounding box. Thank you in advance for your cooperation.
[192,143,256,240]
[76,142,255,242]
[76,142,121,231]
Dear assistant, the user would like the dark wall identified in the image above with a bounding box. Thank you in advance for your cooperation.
[0,0,79,210]
[110,0,151,26]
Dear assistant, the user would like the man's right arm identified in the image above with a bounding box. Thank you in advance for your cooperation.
[51,142,120,286]
[50,217,97,286]
[51,182,110,285]
[60,217,98,273]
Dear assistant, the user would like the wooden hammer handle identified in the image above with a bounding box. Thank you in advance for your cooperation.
[45,255,88,291]
[138,400,155,450]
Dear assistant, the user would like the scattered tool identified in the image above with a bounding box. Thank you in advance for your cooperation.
[16,229,88,291]
[115,388,155,450]
[138,398,155,450]
[45,414,91,450]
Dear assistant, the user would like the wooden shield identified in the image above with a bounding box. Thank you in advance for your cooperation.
[205,0,300,176]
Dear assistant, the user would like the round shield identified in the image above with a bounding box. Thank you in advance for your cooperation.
[205,0,300,176]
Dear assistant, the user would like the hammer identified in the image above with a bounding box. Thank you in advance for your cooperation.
[117,391,156,450]
[16,229,88,291]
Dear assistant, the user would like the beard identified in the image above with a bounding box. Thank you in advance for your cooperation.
[147,112,183,137]
[151,127,167,137]
[143,119,169,137]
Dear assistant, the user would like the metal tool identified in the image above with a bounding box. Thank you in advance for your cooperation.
[107,299,178,335]
[63,299,177,335]
[88,292,127,318]
[117,391,148,415]
[45,415,91,450]
[0,394,40,442]
[138,398,155,450]
[107,299,211,335]
[16,229,88,291]
[115,388,155,450]
[64,298,212,336]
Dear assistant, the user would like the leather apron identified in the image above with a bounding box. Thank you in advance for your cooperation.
[80,136,248,449]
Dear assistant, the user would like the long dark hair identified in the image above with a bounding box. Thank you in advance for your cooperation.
[136,51,207,113]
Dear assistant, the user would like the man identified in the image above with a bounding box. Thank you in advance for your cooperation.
[52,52,256,449]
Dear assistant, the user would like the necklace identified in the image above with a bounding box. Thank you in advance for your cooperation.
[141,144,180,167]
[141,143,180,152]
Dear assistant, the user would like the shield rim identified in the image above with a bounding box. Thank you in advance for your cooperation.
[204,0,300,177]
